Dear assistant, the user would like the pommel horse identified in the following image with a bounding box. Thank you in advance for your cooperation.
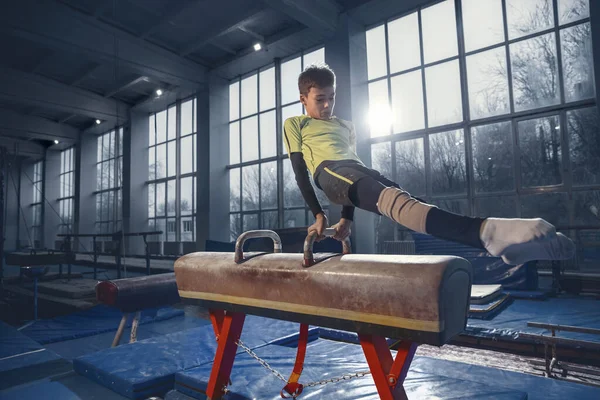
[175,229,473,399]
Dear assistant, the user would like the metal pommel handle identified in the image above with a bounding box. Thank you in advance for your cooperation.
[303,228,351,267]
[235,230,282,263]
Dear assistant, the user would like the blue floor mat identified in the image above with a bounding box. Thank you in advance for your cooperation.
[0,320,42,359]
[504,290,551,300]
[0,321,70,390]
[46,313,211,361]
[0,372,133,400]
[73,316,315,399]
[411,356,600,400]
[20,305,184,344]
[466,295,600,342]
[175,338,527,400]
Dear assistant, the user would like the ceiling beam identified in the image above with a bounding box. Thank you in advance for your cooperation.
[0,66,129,124]
[103,76,149,99]
[0,0,206,89]
[28,51,55,73]
[0,136,45,158]
[211,42,237,55]
[0,108,79,142]
[214,24,310,77]
[347,0,436,26]
[238,26,264,42]
[179,6,265,57]
[139,1,201,39]
[260,0,340,34]
[69,63,104,87]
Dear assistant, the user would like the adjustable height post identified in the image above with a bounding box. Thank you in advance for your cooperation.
[206,310,245,400]
[358,334,418,400]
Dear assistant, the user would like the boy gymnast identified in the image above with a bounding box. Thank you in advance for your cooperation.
[283,63,575,265]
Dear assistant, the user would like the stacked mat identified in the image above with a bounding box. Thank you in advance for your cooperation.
[469,284,513,320]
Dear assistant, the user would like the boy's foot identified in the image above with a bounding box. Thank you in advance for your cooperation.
[480,218,576,265]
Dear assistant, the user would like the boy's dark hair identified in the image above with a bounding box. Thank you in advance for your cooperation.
[298,63,336,96]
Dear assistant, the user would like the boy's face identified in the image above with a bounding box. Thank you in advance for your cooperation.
[300,86,335,120]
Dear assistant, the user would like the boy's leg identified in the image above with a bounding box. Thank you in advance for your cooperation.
[349,177,575,265]
[348,177,484,250]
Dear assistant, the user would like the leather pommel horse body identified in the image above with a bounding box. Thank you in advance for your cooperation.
[175,230,473,400]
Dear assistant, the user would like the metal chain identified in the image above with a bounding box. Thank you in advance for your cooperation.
[235,339,372,390]
[236,339,288,383]
[303,371,371,387]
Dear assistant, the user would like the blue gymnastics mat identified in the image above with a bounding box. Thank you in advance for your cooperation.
[20,304,184,344]
[73,316,316,399]
[0,321,70,390]
[174,338,527,399]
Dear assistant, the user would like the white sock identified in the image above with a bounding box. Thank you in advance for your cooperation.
[480,218,575,265]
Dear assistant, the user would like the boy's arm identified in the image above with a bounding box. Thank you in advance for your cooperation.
[289,153,325,218]
[284,118,324,218]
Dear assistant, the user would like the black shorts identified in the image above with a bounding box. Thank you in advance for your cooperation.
[314,160,396,206]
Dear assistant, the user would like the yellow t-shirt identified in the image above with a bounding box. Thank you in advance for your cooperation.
[283,115,363,175]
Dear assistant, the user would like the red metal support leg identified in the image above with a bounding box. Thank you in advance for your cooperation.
[209,309,226,338]
[358,334,418,400]
[205,310,246,400]
[389,341,418,387]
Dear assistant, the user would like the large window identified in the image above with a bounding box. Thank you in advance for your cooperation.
[96,128,123,235]
[366,0,596,249]
[58,147,75,234]
[228,48,325,240]
[31,160,43,246]
[148,98,197,243]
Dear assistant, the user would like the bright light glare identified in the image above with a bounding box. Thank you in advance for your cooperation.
[368,105,394,137]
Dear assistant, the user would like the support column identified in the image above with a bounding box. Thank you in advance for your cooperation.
[19,161,35,248]
[79,133,97,252]
[590,0,600,105]
[127,111,150,254]
[324,14,374,254]
[196,88,211,250]
[208,73,231,242]
[0,151,17,249]
[43,149,61,249]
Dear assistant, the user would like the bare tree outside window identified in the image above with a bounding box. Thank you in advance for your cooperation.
[573,191,600,225]
[568,107,600,186]
[395,139,426,196]
[364,0,597,259]
[518,116,562,188]
[561,22,595,102]
[472,122,514,193]
[430,130,467,195]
